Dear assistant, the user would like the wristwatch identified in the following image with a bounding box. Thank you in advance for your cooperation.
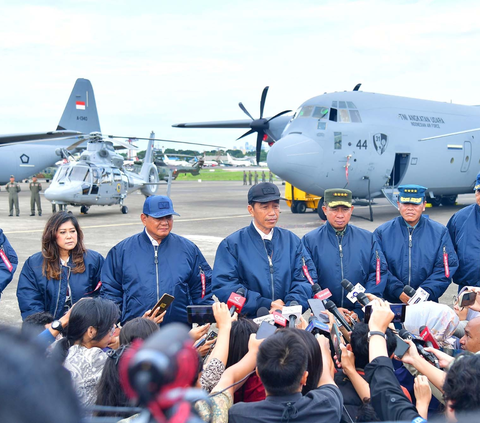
[368,330,387,341]
[51,320,64,334]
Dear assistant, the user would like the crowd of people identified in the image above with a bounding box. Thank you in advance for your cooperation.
[1,173,480,422]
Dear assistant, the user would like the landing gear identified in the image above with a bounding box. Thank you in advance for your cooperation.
[426,197,442,207]
[317,198,327,221]
[80,205,89,214]
[441,195,457,206]
[121,205,129,214]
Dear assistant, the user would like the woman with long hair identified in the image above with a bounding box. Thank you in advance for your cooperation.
[54,297,119,407]
[17,212,104,320]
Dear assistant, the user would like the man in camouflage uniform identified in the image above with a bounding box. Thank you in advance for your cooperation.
[6,175,20,217]
[29,175,42,216]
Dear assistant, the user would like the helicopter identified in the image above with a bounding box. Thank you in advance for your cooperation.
[44,132,222,214]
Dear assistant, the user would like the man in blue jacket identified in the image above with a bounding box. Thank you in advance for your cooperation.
[302,189,387,312]
[101,195,212,325]
[212,183,316,317]
[374,185,458,303]
[447,171,480,290]
[0,229,18,298]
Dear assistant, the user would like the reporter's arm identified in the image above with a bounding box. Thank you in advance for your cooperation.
[317,334,335,387]
[204,302,232,366]
[414,375,432,420]
[340,344,370,400]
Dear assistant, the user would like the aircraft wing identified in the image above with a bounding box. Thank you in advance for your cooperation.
[0,130,82,146]
[172,119,252,129]
[419,127,480,141]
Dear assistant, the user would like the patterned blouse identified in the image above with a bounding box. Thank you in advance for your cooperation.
[63,345,107,407]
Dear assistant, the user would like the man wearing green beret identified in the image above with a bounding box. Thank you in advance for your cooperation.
[303,188,387,314]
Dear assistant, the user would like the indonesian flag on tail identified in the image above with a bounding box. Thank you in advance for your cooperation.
[76,101,86,110]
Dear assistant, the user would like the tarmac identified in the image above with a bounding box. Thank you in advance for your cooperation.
[0,178,472,326]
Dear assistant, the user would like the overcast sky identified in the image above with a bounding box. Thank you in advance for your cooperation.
[1,0,479,152]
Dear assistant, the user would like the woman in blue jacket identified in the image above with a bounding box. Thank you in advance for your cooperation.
[17,212,104,320]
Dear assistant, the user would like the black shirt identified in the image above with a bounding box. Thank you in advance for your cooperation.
[228,384,343,423]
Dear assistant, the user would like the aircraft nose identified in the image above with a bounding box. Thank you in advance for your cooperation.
[267,134,324,191]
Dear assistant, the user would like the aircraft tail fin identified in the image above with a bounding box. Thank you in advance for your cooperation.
[57,78,101,133]
[140,133,155,179]
[139,133,159,196]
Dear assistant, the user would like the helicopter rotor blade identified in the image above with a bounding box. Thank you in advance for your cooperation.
[106,135,225,149]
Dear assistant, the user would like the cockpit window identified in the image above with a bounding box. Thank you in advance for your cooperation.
[347,102,357,109]
[69,166,90,182]
[312,107,329,119]
[54,166,69,182]
[101,169,113,184]
[332,101,338,108]
[338,109,350,123]
[297,105,314,118]
[350,110,362,123]
[339,101,347,109]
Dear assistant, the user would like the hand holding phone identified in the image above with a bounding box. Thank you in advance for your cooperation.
[149,293,175,317]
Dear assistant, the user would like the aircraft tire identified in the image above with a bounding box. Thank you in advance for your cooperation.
[121,205,129,214]
[317,198,327,221]
[426,197,442,207]
[291,201,299,214]
[441,195,457,206]
[296,202,307,214]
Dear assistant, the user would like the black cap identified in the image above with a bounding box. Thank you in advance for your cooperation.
[248,182,280,203]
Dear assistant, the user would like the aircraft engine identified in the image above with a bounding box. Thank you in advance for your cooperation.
[140,163,159,196]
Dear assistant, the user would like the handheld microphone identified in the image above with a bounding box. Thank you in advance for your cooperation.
[283,300,302,328]
[253,306,275,325]
[403,285,429,304]
[227,288,246,316]
[398,329,440,368]
[272,309,287,328]
[341,279,369,306]
[325,300,353,332]
[312,283,332,302]
[306,316,330,337]
[419,326,440,350]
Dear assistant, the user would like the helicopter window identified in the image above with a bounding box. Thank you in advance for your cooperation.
[338,109,350,123]
[347,102,357,109]
[350,110,362,123]
[312,107,329,119]
[329,108,338,122]
[55,166,69,182]
[92,169,100,185]
[298,105,314,118]
[339,101,347,109]
[101,170,112,184]
[69,166,89,182]
[113,171,122,182]
[334,132,342,150]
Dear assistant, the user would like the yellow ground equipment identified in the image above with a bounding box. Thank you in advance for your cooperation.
[284,182,321,214]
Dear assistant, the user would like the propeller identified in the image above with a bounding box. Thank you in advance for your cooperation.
[237,86,291,164]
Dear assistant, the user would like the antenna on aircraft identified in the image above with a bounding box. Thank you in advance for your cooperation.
[236,86,292,165]
[353,83,362,91]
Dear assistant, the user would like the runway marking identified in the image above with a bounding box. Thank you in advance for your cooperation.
[3,214,252,234]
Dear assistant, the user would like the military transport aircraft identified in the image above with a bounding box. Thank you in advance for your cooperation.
[0,78,101,184]
[173,85,480,218]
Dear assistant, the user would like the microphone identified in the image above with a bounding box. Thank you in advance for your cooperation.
[284,300,302,328]
[419,326,440,350]
[312,283,333,302]
[325,300,353,332]
[272,309,287,328]
[402,285,429,304]
[341,279,370,306]
[398,328,440,368]
[253,307,275,325]
[403,285,416,297]
[306,316,330,337]
[257,307,269,318]
[227,288,246,316]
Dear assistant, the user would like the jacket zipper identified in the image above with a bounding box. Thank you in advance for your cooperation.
[338,234,344,307]
[154,246,159,301]
[263,240,275,300]
[53,279,61,318]
[408,228,414,286]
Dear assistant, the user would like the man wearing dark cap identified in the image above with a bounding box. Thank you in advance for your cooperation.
[447,171,480,290]
[101,195,212,325]
[6,175,21,217]
[212,182,317,316]
[374,184,458,303]
[302,189,387,313]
